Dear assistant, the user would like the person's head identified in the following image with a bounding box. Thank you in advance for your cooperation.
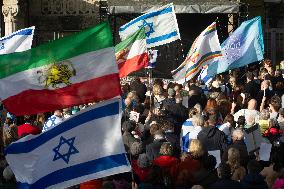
[54,110,63,118]
[247,99,257,110]
[246,72,254,82]
[189,139,205,159]
[247,160,263,174]
[167,88,176,98]
[102,181,115,189]
[154,131,165,141]
[203,155,217,171]
[137,153,152,168]
[261,80,270,90]
[149,123,160,135]
[227,148,241,169]
[153,84,163,96]
[207,114,217,127]
[194,103,202,115]
[217,163,232,179]
[262,58,272,69]
[130,142,143,157]
[232,129,244,142]
[23,115,32,123]
[159,142,173,156]
[192,115,204,127]
[122,120,136,132]
[269,95,281,112]
[260,109,270,120]
[205,98,218,112]
[224,114,235,128]
[175,94,183,104]
[259,68,269,80]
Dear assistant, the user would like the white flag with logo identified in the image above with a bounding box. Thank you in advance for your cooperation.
[5,98,131,189]
[119,3,180,48]
[0,26,35,55]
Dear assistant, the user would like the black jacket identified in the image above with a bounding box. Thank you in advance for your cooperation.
[222,140,249,167]
[197,127,228,153]
[244,80,260,99]
[241,173,268,189]
[146,139,166,161]
[209,178,243,189]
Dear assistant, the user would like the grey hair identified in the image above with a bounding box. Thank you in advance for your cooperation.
[232,129,244,140]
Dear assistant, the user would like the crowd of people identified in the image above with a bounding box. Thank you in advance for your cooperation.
[1,59,284,189]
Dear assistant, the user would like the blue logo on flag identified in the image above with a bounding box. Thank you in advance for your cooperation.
[53,136,79,164]
[0,43,4,50]
[139,20,155,37]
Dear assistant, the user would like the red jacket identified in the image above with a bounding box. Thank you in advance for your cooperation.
[131,159,151,182]
[17,123,41,138]
[153,155,179,178]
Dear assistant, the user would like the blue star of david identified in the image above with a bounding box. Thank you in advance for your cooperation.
[49,116,57,127]
[139,20,154,37]
[53,136,79,164]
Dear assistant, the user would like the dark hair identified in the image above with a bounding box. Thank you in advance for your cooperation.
[203,155,217,171]
[218,163,232,179]
[246,72,254,81]
[247,160,263,174]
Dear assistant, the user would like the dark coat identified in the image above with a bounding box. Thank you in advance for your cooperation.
[130,80,147,103]
[241,173,268,189]
[146,139,167,161]
[165,131,181,157]
[244,80,260,99]
[197,127,228,153]
[122,131,139,153]
[209,178,243,189]
[222,140,249,167]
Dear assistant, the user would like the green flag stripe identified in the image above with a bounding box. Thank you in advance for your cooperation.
[115,27,146,53]
[0,22,113,79]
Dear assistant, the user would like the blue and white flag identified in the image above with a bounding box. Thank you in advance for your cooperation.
[208,16,264,76]
[119,4,180,48]
[198,66,212,86]
[0,26,35,55]
[5,98,131,189]
[147,49,158,68]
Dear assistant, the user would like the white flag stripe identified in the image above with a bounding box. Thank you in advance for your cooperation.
[119,4,180,48]
[0,26,34,54]
[0,47,117,100]
[5,98,131,189]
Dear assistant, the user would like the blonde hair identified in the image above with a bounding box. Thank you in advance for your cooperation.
[153,84,163,96]
[192,115,204,127]
[227,148,241,172]
[189,139,205,159]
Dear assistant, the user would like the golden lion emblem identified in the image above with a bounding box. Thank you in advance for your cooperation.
[37,60,76,89]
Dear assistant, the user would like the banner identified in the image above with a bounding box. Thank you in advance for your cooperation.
[5,98,131,189]
[0,26,35,55]
[119,3,180,48]
[208,16,264,76]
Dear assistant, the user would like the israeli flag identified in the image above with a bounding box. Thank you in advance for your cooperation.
[208,16,264,76]
[198,66,212,86]
[5,98,131,189]
[0,26,35,55]
[119,4,180,48]
[147,49,158,68]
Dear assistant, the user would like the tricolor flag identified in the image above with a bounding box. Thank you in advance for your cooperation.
[0,22,121,116]
[119,3,180,48]
[0,26,35,55]
[171,22,222,84]
[115,27,149,78]
[5,98,131,189]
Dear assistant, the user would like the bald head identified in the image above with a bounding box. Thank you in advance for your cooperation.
[247,99,257,110]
